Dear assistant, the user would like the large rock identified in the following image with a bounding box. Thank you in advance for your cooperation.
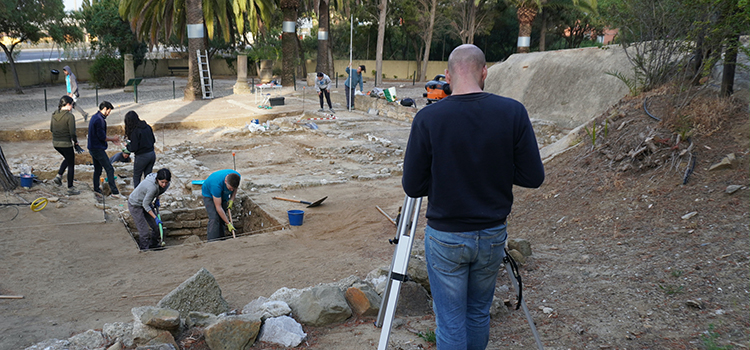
[395,281,432,317]
[24,339,69,350]
[345,282,381,316]
[102,322,134,348]
[508,238,532,257]
[185,311,219,328]
[242,297,292,321]
[68,329,107,350]
[204,314,262,350]
[132,306,181,330]
[258,315,307,347]
[293,285,352,326]
[406,255,430,293]
[131,317,179,349]
[269,286,308,306]
[157,268,229,318]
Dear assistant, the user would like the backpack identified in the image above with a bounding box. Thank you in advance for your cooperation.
[400,98,416,108]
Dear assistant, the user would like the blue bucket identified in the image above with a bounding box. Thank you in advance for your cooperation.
[20,174,34,188]
[287,210,304,226]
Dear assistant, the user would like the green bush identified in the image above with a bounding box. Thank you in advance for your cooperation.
[89,54,124,88]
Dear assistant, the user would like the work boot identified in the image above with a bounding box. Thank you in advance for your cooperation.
[53,175,62,186]
[67,187,80,195]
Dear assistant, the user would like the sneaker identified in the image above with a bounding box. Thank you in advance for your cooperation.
[329,108,335,113]
[83,114,89,122]
[53,175,62,186]
[318,108,325,112]
[67,187,80,195]
[109,193,125,200]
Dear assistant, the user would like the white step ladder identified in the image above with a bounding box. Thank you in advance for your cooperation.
[197,50,213,99]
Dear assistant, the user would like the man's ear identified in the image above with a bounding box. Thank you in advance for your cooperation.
[445,69,451,84]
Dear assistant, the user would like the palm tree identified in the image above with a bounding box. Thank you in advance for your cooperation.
[281,0,298,86]
[507,0,596,53]
[119,0,273,99]
[316,0,332,76]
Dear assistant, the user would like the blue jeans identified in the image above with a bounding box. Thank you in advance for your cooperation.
[425,223,507,350]
[89,148,119,194]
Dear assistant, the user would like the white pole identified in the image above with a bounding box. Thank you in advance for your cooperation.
[349,14,353,111]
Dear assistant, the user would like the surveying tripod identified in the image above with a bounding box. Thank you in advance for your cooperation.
[375,195,545,350]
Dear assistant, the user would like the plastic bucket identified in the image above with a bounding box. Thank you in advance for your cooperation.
[20,174,34,188]
[287,210,304,226]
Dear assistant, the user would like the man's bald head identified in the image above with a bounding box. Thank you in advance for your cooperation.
[446,44,487,93]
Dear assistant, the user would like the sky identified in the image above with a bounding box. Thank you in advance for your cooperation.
[64,0,80,12]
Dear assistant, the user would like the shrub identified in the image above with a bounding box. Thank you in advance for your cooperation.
[89,54,124,88]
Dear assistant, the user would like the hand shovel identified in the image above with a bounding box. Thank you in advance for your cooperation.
[272,196,328,208]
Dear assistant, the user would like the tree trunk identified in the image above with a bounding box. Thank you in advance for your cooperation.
[516,4,537,53]
[281,0,298,86]
[316,0,331,76]
[720,34,739,97]
[420,0,437,82]
[0,145,18,191]
[375,0,388,86]
[0,44,24,94]
[184,0,206,100]
[296,35,307,78]
[539,12,547,51]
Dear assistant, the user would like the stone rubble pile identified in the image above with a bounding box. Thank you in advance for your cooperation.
[25,239,538,350]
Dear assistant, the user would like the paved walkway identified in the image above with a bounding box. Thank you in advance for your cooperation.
[0,77,354,139]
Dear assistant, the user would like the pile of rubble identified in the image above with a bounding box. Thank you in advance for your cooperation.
[24,239,535,350]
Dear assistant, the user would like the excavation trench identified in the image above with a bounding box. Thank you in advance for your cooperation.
[120,194,285,250]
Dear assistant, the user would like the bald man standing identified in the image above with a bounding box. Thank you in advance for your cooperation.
[402,44,545,349]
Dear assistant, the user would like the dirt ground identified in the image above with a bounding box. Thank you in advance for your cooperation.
[0,78,748,350]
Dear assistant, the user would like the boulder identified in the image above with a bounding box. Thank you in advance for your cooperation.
[508,249,526,265]
[242,297,292,321]
[185,311,219,328]
[131,320,179,349]
[132,306,181,330]
[68,329,107,350]
[406,255,430,293]
[258,315,307,347]
[394,281,432,317]
[508,238,532,257]
[345,282,382,316]
[269,286,308,306]
[204,314,262,350]
[135,344,176,350]
[24,339,69,350]
[102,322,134,348]
[157,268,229,318]
[293,285,352,326]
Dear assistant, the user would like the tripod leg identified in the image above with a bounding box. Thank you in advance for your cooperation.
[376,196,422,350]
[505,262,545,350]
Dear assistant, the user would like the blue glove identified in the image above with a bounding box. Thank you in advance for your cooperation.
[154,198,160,208]
[155,218,163,226]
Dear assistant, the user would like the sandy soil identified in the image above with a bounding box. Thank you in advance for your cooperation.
[1,80,748,350]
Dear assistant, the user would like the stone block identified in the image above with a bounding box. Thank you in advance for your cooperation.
[204,314,261,350]
[345,283,381,316]
[157,268,229,318]
[508,238,532,257]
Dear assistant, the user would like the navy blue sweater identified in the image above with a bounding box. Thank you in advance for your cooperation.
[402,92,545,232]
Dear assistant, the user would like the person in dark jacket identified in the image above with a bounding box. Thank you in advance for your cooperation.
[128,168,171,250]
[88,101,123,199]
[50,96,81,195]
[344,63,365,110]
[124,111,157,188]
[315,72,334,113]
[62,66,89,121]
[402,44,545,350]
[110,149,132,163]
